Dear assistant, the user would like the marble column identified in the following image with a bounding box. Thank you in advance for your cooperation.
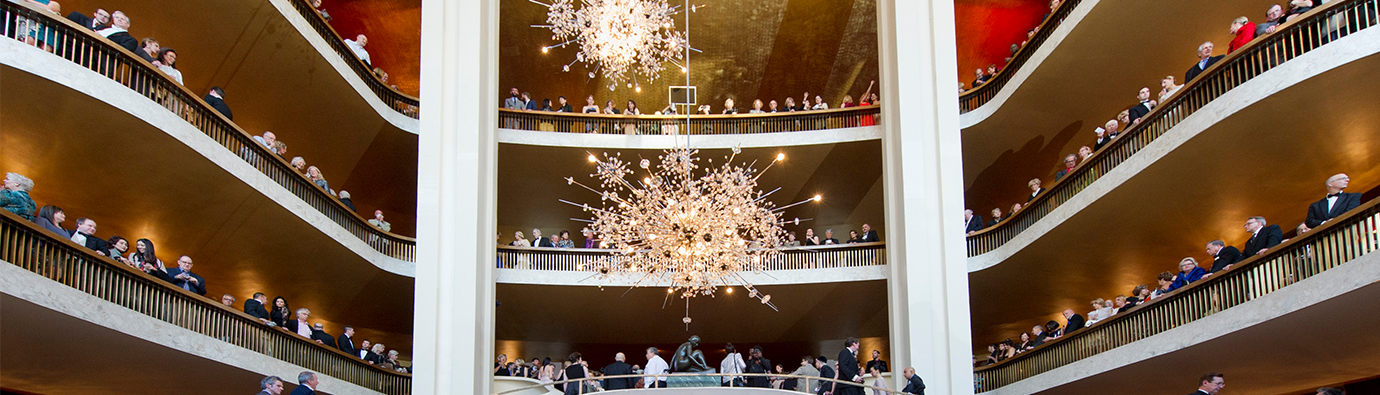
[875,0,972,393]
[413,0,500,393]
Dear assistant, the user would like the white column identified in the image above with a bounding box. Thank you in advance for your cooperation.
[413,0,500,393]
[876,0,972,393]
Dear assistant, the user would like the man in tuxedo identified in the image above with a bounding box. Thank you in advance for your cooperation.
[822,229,840,245]
[964,209,984,235]
[288,371,318,395]
[69,218,109,255]
[1305,173,1361,227]
[864,349,888,373]
[205,87,233,120]
[358,339,375,360]
[1185,41,1224,82]
[244,292,274,325]
[601,352,637,390]
[1096,120,1122,151]
[66,9,110,31]
[95,11,138,52]
[858,224,880,242]
[1061,309,1086,333]
[1127,87,1154,124]
[900,367,925,395]
[256,376,285,395]
[310,323,336,347]
[1204,240,1243,274]
[285,308,314,338]
[530,228,555,247]
[165,255,206,295]
[1191,372,1225,395]
[834,339,863,395]
[1242,216,1284,256]
[814,356,835,395]
[337,326,358,356]
[1054,154,1078,181]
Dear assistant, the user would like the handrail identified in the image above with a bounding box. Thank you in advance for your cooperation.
[497,242,886,271]
[497,105,881,135]
[964,0,1377,257]
[972,195,1380,391]
[958,0,1082,113]
[0,209,413,394]
[493,372,895,395]
[0,1,418,262]
[283,0,420,118]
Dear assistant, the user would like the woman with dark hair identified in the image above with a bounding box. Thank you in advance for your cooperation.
[155,48,183,85]
[270,296,291,327]
[1045,320,1063,339]
[35,205,69,237]
[985,344,999,365]
[130,238,172,281]
[1017,332,1033,352]
[106,236,132,266]
[846,230,862,244]
[540,98,553,111]
[559,352,588,395]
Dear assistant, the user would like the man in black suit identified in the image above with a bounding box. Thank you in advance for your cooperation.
[864,349,888,373]
[814,356,835,395]
[601,352,637,390]
[821,229,840,245]
[68,218,109,255]
[337,326,358,356]
[204,87,234,120]
[1061,309,1086,333]
[745,346,772,388]
[964,209,984,235]
[1191,372,1225,395]
[858,224,880,242]
[1127,87,1154,124]
[1205,240,1243,273]
[530,228,555,247]
[244,292,274,325]
[95,11,138,52]
[1305,173,1361,227]
[66,9,110,31]
[358,339,375,360]
[835,338,863,395]
[900,367,926,395]
[1242,216,1284,256]
[165,255,207,295]
[256,376,285,395]
[310,323,336,348]
[288,371,318,395]
[1185,41,1225,82]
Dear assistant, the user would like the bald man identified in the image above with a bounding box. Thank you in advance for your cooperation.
[602,352,636,390]
[1305,173,1360,228]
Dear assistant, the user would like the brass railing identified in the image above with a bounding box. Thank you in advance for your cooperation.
[0,210,413,395]
[958,0,1081,113]
[965,0,1378,257]
[0,1,417,262]
[497,242,886,271]
[497,105,881,135]
[493,372,894,395]
[284,0,420,118]
[973,197,1380,392]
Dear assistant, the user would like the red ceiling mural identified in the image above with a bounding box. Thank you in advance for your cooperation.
[954,0,1050,85]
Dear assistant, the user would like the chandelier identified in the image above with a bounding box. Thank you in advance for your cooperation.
[535,0,687,88]
[563,146,820,312]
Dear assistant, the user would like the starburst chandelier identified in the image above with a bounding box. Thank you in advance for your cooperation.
[534,0,688,88]
[562,146,820,310]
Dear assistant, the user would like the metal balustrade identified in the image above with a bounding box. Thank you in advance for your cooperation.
[0,209,413,395]
[0,1,417,262]
[497,105,881,135]
[973,198,1380,391]
[497,242,886,272]
[283,0,419,119]
[958,0,1081,113]
[966,0,1379,257]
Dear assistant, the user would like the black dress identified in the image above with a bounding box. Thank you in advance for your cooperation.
[271,307,290,327]
[563,365,587,395]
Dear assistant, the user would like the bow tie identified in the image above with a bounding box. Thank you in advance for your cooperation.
[1327,193,1341,198]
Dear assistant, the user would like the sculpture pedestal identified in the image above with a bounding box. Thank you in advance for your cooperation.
[666,371,718,388]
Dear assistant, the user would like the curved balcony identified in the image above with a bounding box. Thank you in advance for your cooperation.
[973,197,1380,392]
[281,0,418,119]
[957,0,1080,114]
[0,1,417,262]
[0,210,412,394]
[964,0,1379,258]
[495,243,887,286]
[498,106,880,135]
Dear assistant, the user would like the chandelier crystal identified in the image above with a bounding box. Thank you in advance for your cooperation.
[563,147,820,308]
[536,0,687,87]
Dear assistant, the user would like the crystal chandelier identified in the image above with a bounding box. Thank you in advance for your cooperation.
[535,0,687,88]
[563,146,820,310]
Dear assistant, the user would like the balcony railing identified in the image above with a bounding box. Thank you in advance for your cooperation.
[965,0,1378,257]
[284,0,420,118]
[497,242,886,272]
[958,0,1081,113]
[497,105,881,135]
[973,197,1380,392]
[0,1,417,262]
[0,210,413,395]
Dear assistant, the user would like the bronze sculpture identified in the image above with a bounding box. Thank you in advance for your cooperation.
[671,335,713,372]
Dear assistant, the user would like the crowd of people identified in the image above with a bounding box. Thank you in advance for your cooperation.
[502,224,882,250]
[500,81,880,119]
[493,338,927,395]
[241,130,394,232]
[960,0,1067,93]
[975,173,1362,366]
[963,2,1319,236]
[0,171,409,373]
